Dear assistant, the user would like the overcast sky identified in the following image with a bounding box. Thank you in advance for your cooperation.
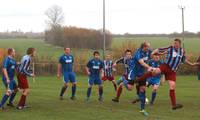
[0,0,199,34]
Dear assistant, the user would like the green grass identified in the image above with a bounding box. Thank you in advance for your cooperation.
[0,75,200,120]
[0,38,63,60]
[0,38,100,60]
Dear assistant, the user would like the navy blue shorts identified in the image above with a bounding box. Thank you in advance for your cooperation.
[63,72,76,83]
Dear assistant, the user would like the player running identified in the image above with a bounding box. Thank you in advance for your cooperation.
[57,48,77,100]
[16,48,36,110]
[137,38,199,110]
[102,54,117,91]
[111,49,132,102]
[86,51,104,101]
[112,49,132,85]
[0,48,18,110]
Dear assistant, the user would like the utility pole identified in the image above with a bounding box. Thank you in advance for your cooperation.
[103,0,106,60]
[179,6,185,48]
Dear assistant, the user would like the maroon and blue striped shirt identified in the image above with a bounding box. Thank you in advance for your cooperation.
[158,46,185,71]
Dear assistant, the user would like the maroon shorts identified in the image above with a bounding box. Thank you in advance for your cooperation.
[159,64,176,81]
[102,76,115,81]
[17,73,29,89]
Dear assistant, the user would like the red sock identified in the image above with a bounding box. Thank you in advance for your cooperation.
[138,72,152,81]
[170,90,176,106]
[18,95,26,107]
[116,86,123,99]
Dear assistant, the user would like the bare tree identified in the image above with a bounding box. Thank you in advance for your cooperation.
[45,5,64,28]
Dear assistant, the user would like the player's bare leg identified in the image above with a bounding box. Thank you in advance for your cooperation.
[111,80,117,91]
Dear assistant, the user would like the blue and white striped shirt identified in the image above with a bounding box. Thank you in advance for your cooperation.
[18,55,32,76]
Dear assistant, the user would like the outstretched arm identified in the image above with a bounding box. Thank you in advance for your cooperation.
[185,59,200,66]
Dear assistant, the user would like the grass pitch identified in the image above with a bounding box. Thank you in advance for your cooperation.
[0,75,200,120]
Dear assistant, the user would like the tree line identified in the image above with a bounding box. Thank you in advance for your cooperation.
[44,25,112,49]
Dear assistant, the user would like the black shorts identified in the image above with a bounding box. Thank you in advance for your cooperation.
[138,79,146,86]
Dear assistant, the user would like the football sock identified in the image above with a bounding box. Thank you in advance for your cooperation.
[0,94,9,107]
[60,86,67,97]
[170,89,176,106]
[99,86,103,98]
[72,84,76,97]
[139,91,146,110]
[116,86,123,99]
[9,92,17,104]
[151,91,157,104]
[87,87,92,98]
[18,95,26,107]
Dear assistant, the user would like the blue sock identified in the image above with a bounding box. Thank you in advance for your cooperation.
[72,84,76,97]
[99,87,103,98]
[151,91,157,104]
[0,94,9,107]
[87,87,92,98]
[139,91,146,110]
[9,92,17,104]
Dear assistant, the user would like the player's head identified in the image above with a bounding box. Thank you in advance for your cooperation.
[93,51,100,59]
[7,48,15,57]
[152,54,160,61]
[141,42,150,52]
[27,47,36,57]
[105,54,111,60]
[173,38,181,49]
[124,49,132,59]
[64,47,70,55]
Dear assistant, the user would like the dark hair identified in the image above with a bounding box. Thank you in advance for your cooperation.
[27,47,35,55]
[124,49,132,54]
[174,38,181,44]
[7,48,14,55]
[93,51,100,56]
